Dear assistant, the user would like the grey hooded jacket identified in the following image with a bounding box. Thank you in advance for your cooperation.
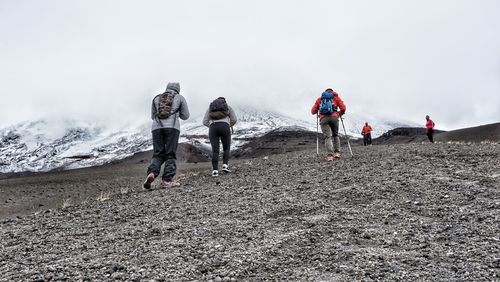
[151,82,190,131]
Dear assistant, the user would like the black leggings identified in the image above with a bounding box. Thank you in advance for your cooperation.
[427,128,434,143]
[209,122,231,170]
[363,133,372,146]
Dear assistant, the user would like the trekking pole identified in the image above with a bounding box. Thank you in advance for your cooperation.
[316,112,319,156]
[340,116,354,157]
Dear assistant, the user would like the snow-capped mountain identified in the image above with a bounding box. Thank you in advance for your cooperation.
[0,120,152,173]
[0,107,417,174]
[181,106,316,149]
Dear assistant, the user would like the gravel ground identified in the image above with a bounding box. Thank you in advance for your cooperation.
[1,142,499,281]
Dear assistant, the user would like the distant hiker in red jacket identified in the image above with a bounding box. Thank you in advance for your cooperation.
[361,122,373,146]
[311,88,347,161]
[425,115,435,143]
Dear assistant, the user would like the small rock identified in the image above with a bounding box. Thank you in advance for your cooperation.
[111,272,124,280]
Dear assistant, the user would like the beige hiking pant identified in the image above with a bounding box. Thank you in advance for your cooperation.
[320,116,340,154]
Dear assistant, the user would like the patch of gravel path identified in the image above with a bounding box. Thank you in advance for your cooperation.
[1,143,499,281]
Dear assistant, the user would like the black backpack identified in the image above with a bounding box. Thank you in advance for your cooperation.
[209,97,229,120]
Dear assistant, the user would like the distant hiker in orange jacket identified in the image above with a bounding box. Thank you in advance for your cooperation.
[361,122,373,146]
[425,115,435,143]
[311,88,347,161]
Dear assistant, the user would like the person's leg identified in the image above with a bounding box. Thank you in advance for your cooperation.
[363,135,368,146]
[147,129,166,177]
[209,123,221,171]
[220,123,231,166]
[162,128,180,181]
[331,116,340,152]
[320,117,334,155]
[428,129,434,143]
[367,133,372,145]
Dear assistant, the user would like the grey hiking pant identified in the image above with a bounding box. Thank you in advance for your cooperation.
[320,116,340,153]
[209,122,231,171]
[147,128,180,181]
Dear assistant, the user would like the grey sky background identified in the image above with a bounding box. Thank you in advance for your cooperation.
[1,0,499,130]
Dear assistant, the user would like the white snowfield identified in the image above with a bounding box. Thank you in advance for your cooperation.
[0,107,417,173]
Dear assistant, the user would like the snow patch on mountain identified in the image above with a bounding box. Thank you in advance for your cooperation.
[0,120,151,173]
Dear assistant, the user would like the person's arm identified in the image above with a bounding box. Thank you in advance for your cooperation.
[228,106,237,126]
[335,96,346,116]
[202,109,210,127]
[310,98,320,115]
[178,95,190,120]
[151,96,157,120]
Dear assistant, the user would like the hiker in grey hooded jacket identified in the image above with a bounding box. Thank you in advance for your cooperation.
[143,82,190,189]
[151,85,190,131]
[203,99,237,176]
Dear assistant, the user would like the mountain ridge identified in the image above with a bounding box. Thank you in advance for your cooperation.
[0,107,417,173]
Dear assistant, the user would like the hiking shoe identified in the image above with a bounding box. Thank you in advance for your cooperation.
[325,154,334,162]
[222,164,231,173]
[162,179,173,189]
[143,173,155,189]
[212,170,219,177]
[333,152,341,158]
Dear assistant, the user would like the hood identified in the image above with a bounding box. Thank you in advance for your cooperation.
[166,82,180,94]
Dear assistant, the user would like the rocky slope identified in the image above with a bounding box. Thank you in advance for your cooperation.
[1,142,499,281]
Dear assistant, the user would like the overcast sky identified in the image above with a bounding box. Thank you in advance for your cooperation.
[1,0,499,130]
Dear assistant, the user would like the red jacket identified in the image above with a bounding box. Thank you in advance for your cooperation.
[362,125,372,135]
[311,91,346,120]
[425,119,435,133]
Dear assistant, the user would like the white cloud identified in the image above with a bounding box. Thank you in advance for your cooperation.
[0,0,499,130]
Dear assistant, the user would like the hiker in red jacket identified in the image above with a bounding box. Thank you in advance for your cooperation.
[425,115,435,143]
[361,122,373,146]
[311,88,347,161]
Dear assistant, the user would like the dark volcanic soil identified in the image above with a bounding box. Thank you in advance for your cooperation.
[1,142,499,281]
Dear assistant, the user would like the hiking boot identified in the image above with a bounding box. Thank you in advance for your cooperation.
[325,154,334,162]
[222,164,231,173]
[162,179,173,189]
[333,152,341,158]
[212,170,219,177]
[143,173,155,189]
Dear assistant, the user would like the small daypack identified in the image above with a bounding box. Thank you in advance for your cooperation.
[209,97,229,120]
[156,90,177,119]
[319,92,336,115]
